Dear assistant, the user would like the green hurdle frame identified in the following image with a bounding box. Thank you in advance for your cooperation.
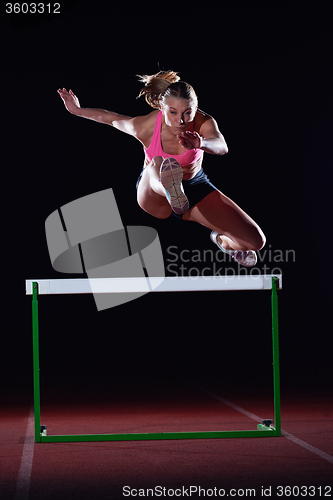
[29,276,281,443]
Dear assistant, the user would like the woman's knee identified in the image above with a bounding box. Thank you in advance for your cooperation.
[150,156,164,171]
[153,155,164,164]
[250,226,266,251]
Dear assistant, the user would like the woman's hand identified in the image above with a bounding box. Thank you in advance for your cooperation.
[57,88,81,115]
[178,130,202,150]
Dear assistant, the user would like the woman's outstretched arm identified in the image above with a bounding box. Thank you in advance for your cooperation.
[57,88,141,136]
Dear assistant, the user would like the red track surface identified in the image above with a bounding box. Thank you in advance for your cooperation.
[1,380,332,500]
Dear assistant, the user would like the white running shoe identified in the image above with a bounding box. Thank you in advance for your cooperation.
[160,158,189,215]
[210,231,257,267]
[232,250,257,267]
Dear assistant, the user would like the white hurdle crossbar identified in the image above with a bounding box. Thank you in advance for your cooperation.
[26,274,282,443]
[25,274,282,295]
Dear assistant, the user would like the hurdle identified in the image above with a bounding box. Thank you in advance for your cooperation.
[25,274,282,443]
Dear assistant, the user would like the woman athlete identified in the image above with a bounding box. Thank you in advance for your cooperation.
[57,70,265,267]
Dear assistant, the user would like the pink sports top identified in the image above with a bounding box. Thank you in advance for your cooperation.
[144,111,204,167]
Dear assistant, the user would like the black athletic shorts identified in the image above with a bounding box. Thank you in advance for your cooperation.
[136,168,218,219]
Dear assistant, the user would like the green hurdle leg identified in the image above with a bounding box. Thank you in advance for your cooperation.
[271,276,281,436]
[32,282,42,443]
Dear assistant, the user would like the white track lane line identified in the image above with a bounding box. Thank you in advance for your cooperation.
[195,385,333,465]
[15,406,35,500]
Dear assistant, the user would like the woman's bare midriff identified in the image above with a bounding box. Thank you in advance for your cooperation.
[181,157,204,179]
[143,155,203,180]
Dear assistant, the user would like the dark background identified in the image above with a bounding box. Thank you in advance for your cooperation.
[1,1,331,404]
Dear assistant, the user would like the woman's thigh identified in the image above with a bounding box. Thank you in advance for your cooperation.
[182,190,265,250]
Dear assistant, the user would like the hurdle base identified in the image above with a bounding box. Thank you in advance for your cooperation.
[257,424,275,431]
[40,425,47,436]
[37,426,278,443]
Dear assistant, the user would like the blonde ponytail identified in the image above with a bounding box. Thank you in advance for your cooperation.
[137,70,180,109]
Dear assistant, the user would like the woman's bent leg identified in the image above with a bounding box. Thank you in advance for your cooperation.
[137,157,172,219]
[182,190,266,251]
